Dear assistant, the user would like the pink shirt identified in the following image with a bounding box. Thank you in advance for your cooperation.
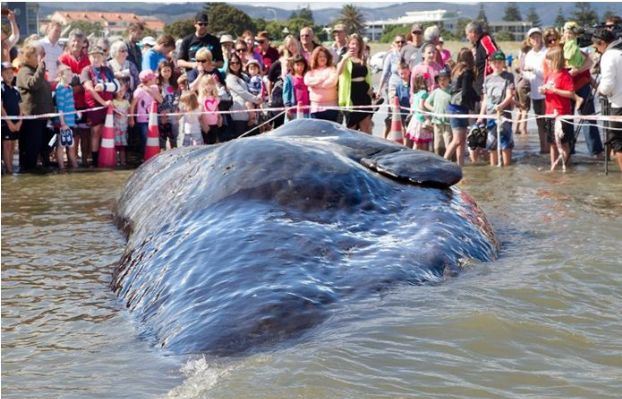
[304,66,338,113]
[133,84,157,123]
[292,75,310,107]
[411,62,442,92]
[203,96,220,126]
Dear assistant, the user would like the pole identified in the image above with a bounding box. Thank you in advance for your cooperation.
[496,111,502,167]
[602,97,610,176]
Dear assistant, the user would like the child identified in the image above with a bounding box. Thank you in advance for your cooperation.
[157,60,180,150]
[476,50,515,166]
[1,62,22,174]
[283,55,310,121]
[538,46,574,171]
[561,22,586,111]
[129,69,163,155]
[406,73,433,151]
[54,64,79,170]
[424,67,453,157]
[392,62,411,143]
[113,81,130,166]
[197,74,222,145]
[411,43,443,94]
[245,59,263,126]
[178,91,204,147]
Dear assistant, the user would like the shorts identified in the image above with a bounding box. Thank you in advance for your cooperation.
[544,117,572,145]
[486,120,514,150]
[449,106,469,129]
[516,78,531,111]
[606,107,622,153]
[2,123,19,140]
[86,107,107,126]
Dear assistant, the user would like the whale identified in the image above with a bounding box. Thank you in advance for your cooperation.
[112,119,497,356]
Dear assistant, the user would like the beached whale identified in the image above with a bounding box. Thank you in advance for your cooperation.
[112,119,497,356]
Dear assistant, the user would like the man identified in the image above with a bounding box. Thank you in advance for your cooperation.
[465,21,498,98]
[256,31,279,73]
[423,25,444,66]
[331,24,348,63]
[523,27,548,154]
[142,35,176,71]
[593,28,622,171]
[178,12,223,71]
[125,22,144,72]
[299,26,317,62]
[400,23,424,69]
[39,20,64,82]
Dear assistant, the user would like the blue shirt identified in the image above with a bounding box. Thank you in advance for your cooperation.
[395,80,411,110]
[54,84,76,127]
[142,49,167,72]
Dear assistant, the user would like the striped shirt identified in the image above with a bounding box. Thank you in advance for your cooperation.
[55,84,77,127]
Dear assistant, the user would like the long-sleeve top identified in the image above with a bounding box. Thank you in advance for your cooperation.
[225,73,261,121]
[304,66,338,113]
[380,50,402,95]
[451,69,479,111]
[283,74,310,108]
[598,39,622,108]
[16,63,54,116]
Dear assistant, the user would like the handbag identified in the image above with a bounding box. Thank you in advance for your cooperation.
[217,86,233,111]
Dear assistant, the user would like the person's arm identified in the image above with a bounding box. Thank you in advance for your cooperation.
[321,67,339,89]
[477,94,488,123]
[227,75,261,104]
[18,59,46,91]
[598,53,615,97]
[82,71,111,107]
[423,91,434,112]
[176,38,196,70]
[1,103,17,132]
[336,53,351,76]
[378,52,393,94]
[6,10,20,46]
[128,94,138,127]
[569,51,593,76]
[495,82,515,112]
[303,69,320,88]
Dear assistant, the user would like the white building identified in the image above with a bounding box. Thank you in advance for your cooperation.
[364,9,459,41]
[486,21,533,41]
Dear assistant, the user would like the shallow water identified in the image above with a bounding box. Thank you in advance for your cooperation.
[2,128,621,398]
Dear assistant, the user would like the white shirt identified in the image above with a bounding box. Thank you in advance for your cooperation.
[523,47,547,101]
[39,36,64,82]
[598,39,622,108]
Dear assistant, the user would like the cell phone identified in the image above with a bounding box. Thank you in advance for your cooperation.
[1,8,10,16]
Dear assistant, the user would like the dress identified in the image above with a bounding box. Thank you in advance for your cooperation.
[406,90,432,144]
[346,61,372,127]
[113,99,130,147]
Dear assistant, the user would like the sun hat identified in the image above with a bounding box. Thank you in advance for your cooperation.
[527,27,542,38]
[411,23,423,33]
[490,50,506,61]
[88,46,105,55]
[140,36,156,47]
[246,59,260,68]
[220,34,234,44]
[139,69,156,83]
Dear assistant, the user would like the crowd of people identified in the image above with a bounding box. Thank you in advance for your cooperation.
[1,9,621,174]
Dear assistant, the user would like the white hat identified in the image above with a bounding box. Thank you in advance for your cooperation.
[527,27,542,38]
[140,36,156,47]
[220,34,234,44]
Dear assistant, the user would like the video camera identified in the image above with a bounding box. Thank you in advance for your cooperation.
[577,23,622,48]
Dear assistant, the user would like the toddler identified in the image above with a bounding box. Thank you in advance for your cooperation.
[54,65,78,170]
[113,82,130,166]
[406,73,432,151]
[198,75,222,145]
[178,91,204,146]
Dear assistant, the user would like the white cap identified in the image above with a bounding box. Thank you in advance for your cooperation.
[140,36,156,47]
[527,27,542,38]
[220,34,234,44]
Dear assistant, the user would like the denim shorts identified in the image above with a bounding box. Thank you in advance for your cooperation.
[449,105,469,129]
[486,120,514,150]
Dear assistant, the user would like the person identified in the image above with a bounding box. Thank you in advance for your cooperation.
[240,30,264,68]
[156,59,180,150]
[445,48,478,166]
[423,25,444,67]
[424,68,452,157]
[16,43,54,172]
[219,34,235,73]
[476,50,515,167]
[411,43,442,93]
[393,62,411,141]
[124,22,144,72]
[245,59,264,126]
[109,40,139,93]
[187,48,225,91]
[514,36,532,136]
[256,31,279,73]
[266,35,301,128]
[522,27,549,153]
[406,73,432,151]
[465,21,499,98]
[39,20,64,82]
[304,46,338,122]
[129,69,162,155]
[142,34,175,72]
[299,26,317,62]
[283,54,310,121]
[337,34,373,134]
[331,24,348,63]
[401,23,424,69]
[112,81,130,166]
[538,46,574,171]
[1,8,19,63]
[177,91,204,146]
[81,46,119,166]
[1,62,22,173]
[592,28,622,172]
[225,53,262,139]
[378,35,406,137]
[197,75,222,144]
[178,12,223,71]
[437,37,452,68]
[139,36,156,54]
[54,64,79,170]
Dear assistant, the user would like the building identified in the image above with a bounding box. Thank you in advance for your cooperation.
[486,21,533,41]
[45,11,164,36]
[2,2,40,37]
[364,9,460,41]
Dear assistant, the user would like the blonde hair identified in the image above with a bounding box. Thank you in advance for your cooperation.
[195,48,212,62]
[545,46,565,71]
[198,75,218,98]
[179,91,199,111]
[56,64,72,84]
[348,34,365,59]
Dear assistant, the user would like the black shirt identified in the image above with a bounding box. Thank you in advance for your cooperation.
[1,81,21,124]
[179,33,224,69]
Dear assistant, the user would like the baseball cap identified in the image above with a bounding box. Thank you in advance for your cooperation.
[527,27,542,38]
[140,36,156,47]
[411,23,423,33]
[88,46,105,55]
[490,50,506,61]
[435,67,451,81]
[220,34,234,44]
[195,12,208,24]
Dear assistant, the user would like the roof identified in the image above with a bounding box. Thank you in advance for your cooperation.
[49,11,164,32]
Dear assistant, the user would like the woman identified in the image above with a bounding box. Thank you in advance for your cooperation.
[108,40,139,92]
[445,48,478,166]
[304,46,338,121]
[15,43,54,172]
[267,35,302,128]
[337,34,373,133]
[225,53,262,140]
[240,31,263,69]
[81,46,119,166]
[522,28,548,153]
[378,35,406,137]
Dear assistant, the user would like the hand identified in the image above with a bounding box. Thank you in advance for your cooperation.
[476,117,483,125]
[6,9,15,21]
[538,86,545,94]
[94,83,104,92]
[569,68,578,77]
[128,118,135,128]
[104,100,112,107]
[61,123,68,130]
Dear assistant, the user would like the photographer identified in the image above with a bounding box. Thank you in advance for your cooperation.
[593,28,622,172]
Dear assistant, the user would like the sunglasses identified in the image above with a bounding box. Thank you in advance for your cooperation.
[119,49,128,53]
[235,48,246,52]
[196,22,208,26]
[394,40,404,44]
[412,31,422,34]
[197,59,209,63]
[301,34,310,37]
[230,61,241,65]
[257,40,266,44]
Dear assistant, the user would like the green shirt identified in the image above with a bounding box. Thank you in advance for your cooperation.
[427,87,451,125]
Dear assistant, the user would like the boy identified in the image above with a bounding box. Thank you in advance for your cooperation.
[1,62,22,174]
[477,50,515,166]
[424,67,452,156]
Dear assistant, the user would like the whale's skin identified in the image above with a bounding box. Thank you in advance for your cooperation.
[112,119,498,356]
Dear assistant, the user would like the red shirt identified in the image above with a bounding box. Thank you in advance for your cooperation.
[544,70,574,115]
[58,52,91,109]
[260,46,279,73]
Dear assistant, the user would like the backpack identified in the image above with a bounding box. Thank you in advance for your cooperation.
[269,77,284,109]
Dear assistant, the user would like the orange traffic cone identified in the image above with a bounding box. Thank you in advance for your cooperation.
[387,96,404,144]
[144,101,160,161]
[98,105,116,168]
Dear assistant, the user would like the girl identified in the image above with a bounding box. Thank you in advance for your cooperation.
[129,69,163,156]
[198,74,222,145]
[178,91,204,147]
[304,46,338,122]
[1,62,22,174]
[406,73,433,151]
[283,54,310,121]
[54,64,79,170]
[156,60,180,150]
[411,43,443,94]
[538,46,574,171]
[113,81,130,166]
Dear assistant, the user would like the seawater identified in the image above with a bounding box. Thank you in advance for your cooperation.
[2,128,621,398]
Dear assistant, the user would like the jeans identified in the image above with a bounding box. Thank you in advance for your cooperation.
[575,83,604,155]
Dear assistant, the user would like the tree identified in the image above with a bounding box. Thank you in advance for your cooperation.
[526,7,541,27]
[503,3,522,22]
[455,17,471,39]
[554,7,565,28]
[203,3,256,36]
[603,10,618,22]
[476,3,488,25]
[572,3,599,27]
[290,7,314,25]
[163,18,195,39]
[336,4,365,35]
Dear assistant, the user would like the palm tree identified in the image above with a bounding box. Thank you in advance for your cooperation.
[337,4,365,35]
